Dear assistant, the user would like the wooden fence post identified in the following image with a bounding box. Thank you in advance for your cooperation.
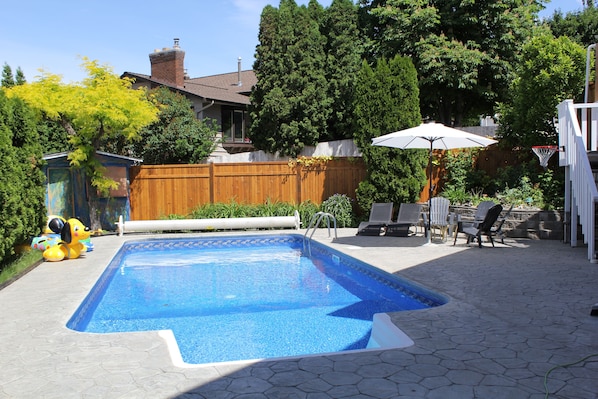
[209,162,215,204]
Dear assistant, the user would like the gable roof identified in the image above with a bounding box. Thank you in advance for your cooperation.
[123,70,256,106]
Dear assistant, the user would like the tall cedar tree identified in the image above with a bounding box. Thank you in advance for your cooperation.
[360,0,541,126]
[0,90,45,263]
[321,0,363,140]
[250,0,331,157]
[353,56,428,213]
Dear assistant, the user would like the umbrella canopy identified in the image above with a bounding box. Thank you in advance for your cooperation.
[371,122,497,150]
[372,122,497,243]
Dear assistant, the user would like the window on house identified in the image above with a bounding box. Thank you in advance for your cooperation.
[222,108,251,143]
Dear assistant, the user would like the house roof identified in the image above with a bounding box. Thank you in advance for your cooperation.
[123,70,256,106]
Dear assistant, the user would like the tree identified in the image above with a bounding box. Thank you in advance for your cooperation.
[0,89,45,263]
[360,0,542,126]
[321,0,364,140]
[1,64,24,88]
[546,6,598,47]
[7,58,159,229]
[2,63,14,87]
[250,0,332,157]
[353,56,427,213]
[497,31,585,150]
[124,87,217,164]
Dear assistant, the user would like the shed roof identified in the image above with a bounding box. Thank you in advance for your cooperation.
[43,151,143,164]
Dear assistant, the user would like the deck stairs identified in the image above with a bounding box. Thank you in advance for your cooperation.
[558,100,598,262]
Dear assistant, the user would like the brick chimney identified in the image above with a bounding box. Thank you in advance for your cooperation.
[149,38,185,87]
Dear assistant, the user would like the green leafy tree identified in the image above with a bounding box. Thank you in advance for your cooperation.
[250,0,332,157]
[360,0,541,126]
[0,90,45,263]
[546,5,598,47]
[7,58,159,229]
[353,56,427,213]
[497,31,585,150]
[125,87,217,164]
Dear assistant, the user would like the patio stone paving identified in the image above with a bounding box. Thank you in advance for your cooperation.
[0,229,597,398]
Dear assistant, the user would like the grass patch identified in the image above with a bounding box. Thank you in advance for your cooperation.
[0,250,44,288]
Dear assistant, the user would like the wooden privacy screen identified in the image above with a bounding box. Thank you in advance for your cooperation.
[128,148,512,220]
[128,159,367,220]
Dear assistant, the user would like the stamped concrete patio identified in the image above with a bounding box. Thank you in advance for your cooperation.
[0,229,597,398]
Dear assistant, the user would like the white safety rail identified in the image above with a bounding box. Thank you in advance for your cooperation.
[558,99,598,262]
[117,211,301,236]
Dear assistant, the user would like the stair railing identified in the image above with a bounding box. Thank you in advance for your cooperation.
[558,99,598,262]
[303,212,337,255]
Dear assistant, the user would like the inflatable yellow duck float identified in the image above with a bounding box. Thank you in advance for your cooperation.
[41,217,91,262]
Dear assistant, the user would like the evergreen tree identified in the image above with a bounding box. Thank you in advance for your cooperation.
[250,0,331,157]
[322,0,363,140]
[15,67,26,85]
[353,56,427,213]
[2,63,15,87]
[0,90,45,263]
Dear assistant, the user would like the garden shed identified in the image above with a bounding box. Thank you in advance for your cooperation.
[43,151,141,231]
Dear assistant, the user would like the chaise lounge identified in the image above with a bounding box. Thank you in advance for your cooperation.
[356,202,394,236]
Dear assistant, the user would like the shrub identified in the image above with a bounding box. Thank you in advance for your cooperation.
[296,200,320,227]
[321,194,354,228]
[0,91,46,265]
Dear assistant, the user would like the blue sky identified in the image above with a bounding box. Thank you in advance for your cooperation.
[0,0,584,84]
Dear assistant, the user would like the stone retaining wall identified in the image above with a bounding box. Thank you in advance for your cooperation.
[450,206,564,240]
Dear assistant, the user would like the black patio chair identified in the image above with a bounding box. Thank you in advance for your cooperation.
[462,204,503,247]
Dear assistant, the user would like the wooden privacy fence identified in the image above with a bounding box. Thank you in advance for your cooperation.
[128,148,518,220]
[129,159,367,220]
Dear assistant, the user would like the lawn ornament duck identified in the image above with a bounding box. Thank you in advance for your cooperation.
[42,217,91,262]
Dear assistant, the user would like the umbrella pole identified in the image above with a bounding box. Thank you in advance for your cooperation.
[426,140,433,245]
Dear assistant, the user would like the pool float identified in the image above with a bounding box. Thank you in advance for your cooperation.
[44,215,65,234]
[42,217,91,262]
[31,235,60,251]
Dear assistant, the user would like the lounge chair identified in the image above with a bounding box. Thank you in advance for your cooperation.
[386,203,423,237]
[356,202,393,236]
[453,200,496,245]
[463,204,503,247]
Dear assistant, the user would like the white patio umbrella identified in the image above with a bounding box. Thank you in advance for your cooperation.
[372,122,497,243]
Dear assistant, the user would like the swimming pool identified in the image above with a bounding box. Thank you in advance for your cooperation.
[68,234,446,365]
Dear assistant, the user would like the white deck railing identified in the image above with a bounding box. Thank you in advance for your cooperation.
[558,99,598,262]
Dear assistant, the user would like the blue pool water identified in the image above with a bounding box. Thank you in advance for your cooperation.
[68,234,446,364]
